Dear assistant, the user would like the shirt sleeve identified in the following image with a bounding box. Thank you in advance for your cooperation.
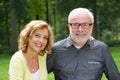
[47,53,55,73]
[9,53,24,80]
[102,45,120,80]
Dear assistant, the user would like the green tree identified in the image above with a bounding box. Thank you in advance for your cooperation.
[28,0,46,20]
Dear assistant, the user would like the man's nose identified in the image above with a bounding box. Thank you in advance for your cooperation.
[78,26,84,31]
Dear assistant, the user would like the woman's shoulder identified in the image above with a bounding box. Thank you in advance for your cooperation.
[10,50,25,62]
[12,50,23,57]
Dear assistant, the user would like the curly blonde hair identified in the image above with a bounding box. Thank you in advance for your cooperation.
[18,20,54,55]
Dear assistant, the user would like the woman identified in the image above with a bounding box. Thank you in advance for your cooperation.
[9,20,54,80]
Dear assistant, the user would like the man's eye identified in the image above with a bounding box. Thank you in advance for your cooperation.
[73,23,79,26]
[82,23,88,26]
[82,24,87,26]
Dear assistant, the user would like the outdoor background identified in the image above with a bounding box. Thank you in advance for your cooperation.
[0,0,120,80]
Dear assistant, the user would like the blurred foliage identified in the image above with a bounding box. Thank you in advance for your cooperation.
[0,0,120,53]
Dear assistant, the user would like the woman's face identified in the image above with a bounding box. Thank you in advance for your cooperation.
[28,28,49,53]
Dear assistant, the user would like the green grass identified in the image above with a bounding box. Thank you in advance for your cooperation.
[0,47,120,80]
[0,54,11,80]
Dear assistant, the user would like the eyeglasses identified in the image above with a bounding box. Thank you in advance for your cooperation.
[69,23,93,29]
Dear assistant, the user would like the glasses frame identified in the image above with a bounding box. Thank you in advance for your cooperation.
[69,23,93,29]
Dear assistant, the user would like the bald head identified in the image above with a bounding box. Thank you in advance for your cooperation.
[68,8,94,23]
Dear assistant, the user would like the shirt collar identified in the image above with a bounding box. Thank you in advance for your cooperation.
[66,36,91,48]
[66,36,73,47]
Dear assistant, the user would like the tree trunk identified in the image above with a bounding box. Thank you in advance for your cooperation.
[10,0,18,53]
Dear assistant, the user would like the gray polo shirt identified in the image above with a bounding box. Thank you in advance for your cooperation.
[47,37,120,80]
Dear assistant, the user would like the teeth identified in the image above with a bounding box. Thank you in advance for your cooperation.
[76,34,83,36]
[36,43,42,47]
[76,33,85,36]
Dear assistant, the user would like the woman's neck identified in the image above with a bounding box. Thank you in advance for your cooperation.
[24,50,39,73]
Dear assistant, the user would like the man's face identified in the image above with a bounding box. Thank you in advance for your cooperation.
[68,12,93,46]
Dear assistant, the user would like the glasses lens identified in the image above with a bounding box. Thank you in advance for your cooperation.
[81,23,89,28]
[69,23,92,29]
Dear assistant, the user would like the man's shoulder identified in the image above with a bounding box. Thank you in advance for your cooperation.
[53,38,67,47]
[91,40,108,48]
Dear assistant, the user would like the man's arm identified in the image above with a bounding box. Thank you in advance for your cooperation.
[103,45,120,80]
[47,53,55,73]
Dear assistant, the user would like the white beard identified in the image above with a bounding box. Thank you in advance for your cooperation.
[70,29,92,46]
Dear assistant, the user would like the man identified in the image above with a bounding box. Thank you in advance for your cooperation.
[47,8,120,80]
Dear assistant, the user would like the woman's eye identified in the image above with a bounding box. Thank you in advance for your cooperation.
[43,37,48,40]
[35,34,40,38]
